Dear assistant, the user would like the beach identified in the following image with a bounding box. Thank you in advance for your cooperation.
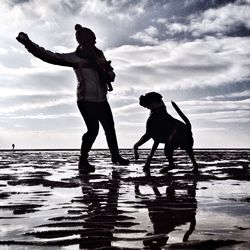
[0,149,249,249]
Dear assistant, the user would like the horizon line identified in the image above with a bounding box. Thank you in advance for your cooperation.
[0,147,250,152]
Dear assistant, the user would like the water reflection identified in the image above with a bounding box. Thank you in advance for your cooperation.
[135,173,197,248]
[1,149,249,249]
[79,170,120,249]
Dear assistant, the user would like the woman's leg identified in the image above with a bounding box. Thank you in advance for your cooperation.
[99,101,129,165]
[77,101,99,171]
[98,101,119,157]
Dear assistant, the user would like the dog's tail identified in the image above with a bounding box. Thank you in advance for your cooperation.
[171,101,191,130]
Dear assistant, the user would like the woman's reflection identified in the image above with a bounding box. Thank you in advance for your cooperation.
[79,170,120,249]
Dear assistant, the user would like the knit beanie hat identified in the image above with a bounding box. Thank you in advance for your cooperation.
[75,24,96,43]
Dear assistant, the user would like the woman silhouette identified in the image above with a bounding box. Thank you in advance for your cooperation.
[16,24,129,173]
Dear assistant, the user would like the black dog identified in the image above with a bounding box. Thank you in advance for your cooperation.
[134,92,199,173]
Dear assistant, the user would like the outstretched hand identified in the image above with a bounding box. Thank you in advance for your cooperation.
[16,32,29,45]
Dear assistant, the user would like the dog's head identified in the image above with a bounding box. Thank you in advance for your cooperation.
[139,92,164,110]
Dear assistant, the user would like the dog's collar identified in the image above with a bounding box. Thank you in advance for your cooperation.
[150,104,166,114]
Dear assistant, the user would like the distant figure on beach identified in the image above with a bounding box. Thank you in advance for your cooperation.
[16,25,129,173]
[12,144,15,152]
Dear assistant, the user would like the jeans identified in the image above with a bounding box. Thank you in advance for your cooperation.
[77,101,120,158]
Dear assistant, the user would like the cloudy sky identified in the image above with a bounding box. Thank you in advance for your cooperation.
[0,0,249,149]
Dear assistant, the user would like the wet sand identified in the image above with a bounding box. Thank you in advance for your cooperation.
[0,149,249,249]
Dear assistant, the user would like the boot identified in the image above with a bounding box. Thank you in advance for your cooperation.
[78,156,95,174]
[111,155,130,165]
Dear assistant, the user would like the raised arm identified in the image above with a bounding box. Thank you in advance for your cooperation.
[16,32,87,68]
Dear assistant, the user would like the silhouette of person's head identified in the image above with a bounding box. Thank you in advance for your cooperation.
[75,24,96,47]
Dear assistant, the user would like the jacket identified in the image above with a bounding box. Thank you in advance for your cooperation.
[23,40,116,102]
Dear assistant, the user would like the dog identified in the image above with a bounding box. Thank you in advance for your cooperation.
[133,92,199,173]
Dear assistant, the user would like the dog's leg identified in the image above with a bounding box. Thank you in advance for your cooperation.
[160,146,175,173]
[134,133,151,160]
[183,216,196,242]
[144,141,159,172]
[186,148,199,173]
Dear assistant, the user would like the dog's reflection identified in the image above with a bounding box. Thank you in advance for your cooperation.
[135,174,197,247]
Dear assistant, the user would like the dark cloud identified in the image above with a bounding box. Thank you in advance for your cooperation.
[8,0,30,5]
[136,0,250,43]
[226,24,250,37]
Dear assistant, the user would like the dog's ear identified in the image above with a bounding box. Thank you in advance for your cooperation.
[147,92,162,102]
[154,92,162,100]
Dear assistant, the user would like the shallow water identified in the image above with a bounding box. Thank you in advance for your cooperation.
[0,149,249,249]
